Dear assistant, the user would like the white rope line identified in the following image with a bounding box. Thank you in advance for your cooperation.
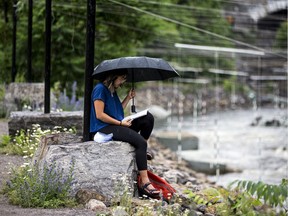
[108,0,287,59]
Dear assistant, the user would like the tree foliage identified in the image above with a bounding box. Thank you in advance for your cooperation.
[0,0,234,95]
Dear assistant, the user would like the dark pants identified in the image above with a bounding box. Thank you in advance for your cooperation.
[93,112,154,171]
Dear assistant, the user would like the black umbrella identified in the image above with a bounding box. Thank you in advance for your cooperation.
[93,56,179,112]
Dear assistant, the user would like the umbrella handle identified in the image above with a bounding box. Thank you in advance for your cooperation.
[131,83,136,113]
[131,104,136,113]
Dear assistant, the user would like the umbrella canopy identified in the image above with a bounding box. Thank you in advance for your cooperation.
[92,56,179,82]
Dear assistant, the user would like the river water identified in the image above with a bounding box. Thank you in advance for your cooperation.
[154,107,288,187]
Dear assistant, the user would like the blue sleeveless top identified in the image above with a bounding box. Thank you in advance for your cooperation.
[90,83,124,133]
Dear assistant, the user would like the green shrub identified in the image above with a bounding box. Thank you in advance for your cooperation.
[0,124,76,156]
[230,179,288,208]
[184,184,286,216]
[3,159,77,208]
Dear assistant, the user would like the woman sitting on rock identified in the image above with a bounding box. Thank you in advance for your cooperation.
[90,71,160,199]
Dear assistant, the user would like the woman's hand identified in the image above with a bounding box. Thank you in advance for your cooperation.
[122,89,136,109]
[121,119,133,127]
[128,89,136,99]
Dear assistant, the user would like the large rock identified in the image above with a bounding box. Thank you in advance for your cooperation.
[32,133,136,200]
[8,111,83,136]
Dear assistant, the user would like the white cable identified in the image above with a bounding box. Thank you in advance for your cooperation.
[108,0,287,59]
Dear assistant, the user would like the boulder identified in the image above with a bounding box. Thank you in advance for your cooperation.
[32,133,137,200]
[85,199,107,211]
[8,111,83,136]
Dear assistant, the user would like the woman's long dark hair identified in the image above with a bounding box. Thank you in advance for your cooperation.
[101,70,128,90]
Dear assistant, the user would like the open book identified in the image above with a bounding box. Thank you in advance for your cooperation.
[123,109,149,121]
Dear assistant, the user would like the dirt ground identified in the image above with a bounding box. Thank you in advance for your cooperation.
[0,120,98,216]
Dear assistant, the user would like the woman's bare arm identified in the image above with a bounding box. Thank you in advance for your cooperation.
[94,100,132,127]
[94,100,121,125]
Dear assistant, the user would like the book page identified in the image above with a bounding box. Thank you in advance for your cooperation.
[123,109,148,121]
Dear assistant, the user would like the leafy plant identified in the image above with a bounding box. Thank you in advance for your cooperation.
[2,159,77,208]
[229,179,288,208]
[185,190,210,206]
[230,191,263,215]
[0,124,76,157]
[184,184,286,216]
